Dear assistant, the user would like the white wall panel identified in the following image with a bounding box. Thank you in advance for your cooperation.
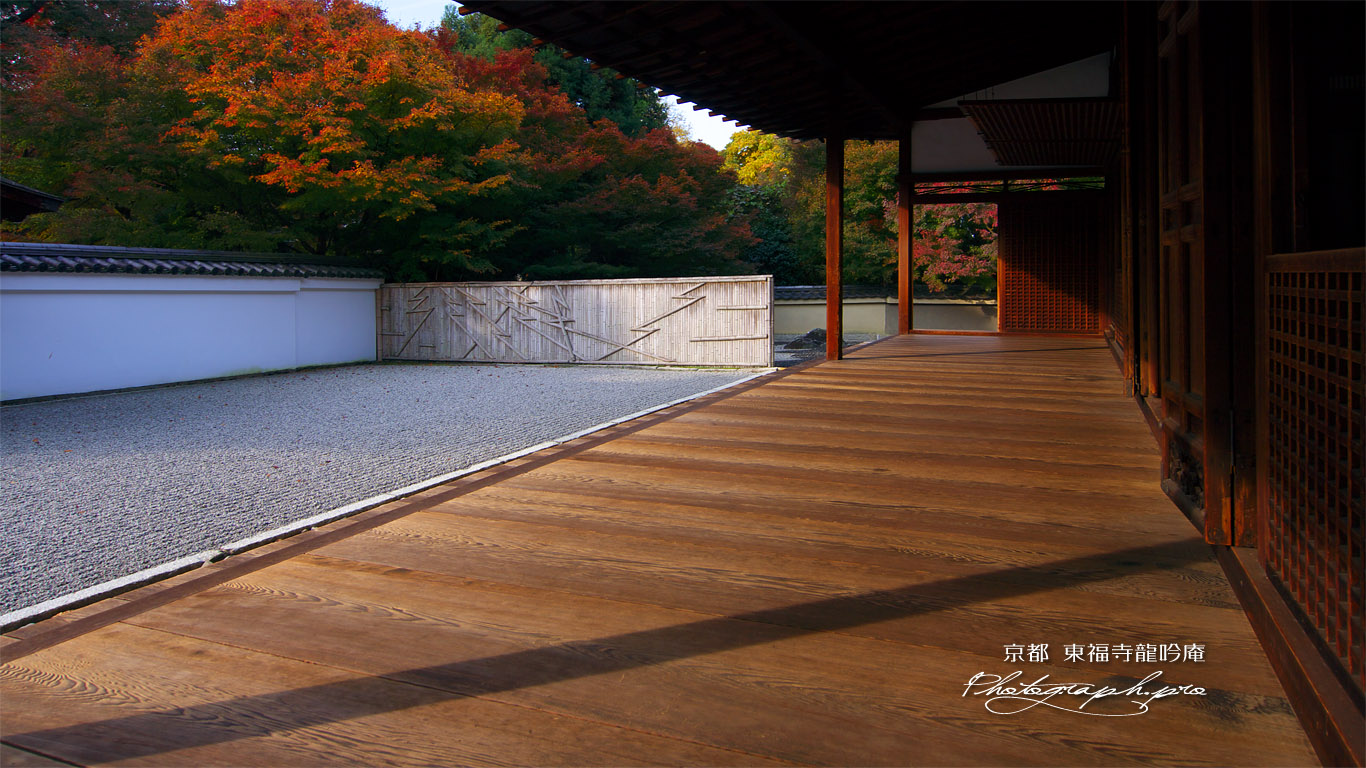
[1,273,381,400]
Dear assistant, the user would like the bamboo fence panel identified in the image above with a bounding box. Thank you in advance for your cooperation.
[379,276,773,366]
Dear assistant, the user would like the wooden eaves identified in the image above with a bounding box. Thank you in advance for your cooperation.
[461,1,1123,359]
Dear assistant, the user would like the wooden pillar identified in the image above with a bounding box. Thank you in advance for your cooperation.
[897,130,913,334]
[825,129,844,360]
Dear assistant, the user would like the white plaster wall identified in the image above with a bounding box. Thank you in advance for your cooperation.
[295,279,379,368]
[913,301,998,333]
[774,299,895,336]
[0,273,381,400]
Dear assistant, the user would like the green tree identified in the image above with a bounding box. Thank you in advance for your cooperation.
[439,9,668,137]
[0,0,181,193]
[720,130,809,282]
[1,0,180,79]
[727,184,813,284]
[722,129,793,189]
[444,46,753,281]
[723,131,998,290]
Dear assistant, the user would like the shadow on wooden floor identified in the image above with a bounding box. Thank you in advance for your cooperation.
[1,334,1318,766]
[4,539,1211,762]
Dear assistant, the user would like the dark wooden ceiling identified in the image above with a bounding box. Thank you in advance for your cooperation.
[459,1,1122,141]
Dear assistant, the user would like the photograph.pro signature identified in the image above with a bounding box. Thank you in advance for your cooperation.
[963,670,1207,716]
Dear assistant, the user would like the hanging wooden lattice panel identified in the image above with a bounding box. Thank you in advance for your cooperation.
[998,194,1104,334]
[1262,249,1364,695]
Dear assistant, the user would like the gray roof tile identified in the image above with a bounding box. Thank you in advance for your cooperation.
[775,285,893,301]
[0,242,382,279]
[774,284,994,301]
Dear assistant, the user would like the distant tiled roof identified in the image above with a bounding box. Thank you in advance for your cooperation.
[775,283,995,301]
[0,242,382,279]
[0,177,64,206]
[775,285,892,301]
[1,177,65,222]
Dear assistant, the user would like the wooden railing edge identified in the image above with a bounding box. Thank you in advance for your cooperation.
[1265,247,1365,272]
[1216,545,1364,768]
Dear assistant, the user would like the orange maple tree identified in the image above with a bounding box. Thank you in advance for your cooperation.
[4,0,754,280]
[141,0,525,261]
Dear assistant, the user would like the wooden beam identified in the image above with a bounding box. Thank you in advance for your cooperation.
[909,189,1106,204]
[749,3,900,130]
[826,129,844,361]
[910,193,1011,204]
[911,167,1108,182]
[1196,2,1255,547]
[913,107,965,121]
[898,131,913,335]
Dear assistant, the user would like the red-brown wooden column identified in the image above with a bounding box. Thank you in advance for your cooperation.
[897,131,914,334]
[826,130,844,360]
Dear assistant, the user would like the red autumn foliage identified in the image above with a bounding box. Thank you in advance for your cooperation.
[4,0,753,280]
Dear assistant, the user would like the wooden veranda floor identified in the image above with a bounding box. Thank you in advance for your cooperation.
[1,334,1317,767]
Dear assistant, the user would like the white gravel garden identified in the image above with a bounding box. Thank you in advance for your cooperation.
[0,363,761,621]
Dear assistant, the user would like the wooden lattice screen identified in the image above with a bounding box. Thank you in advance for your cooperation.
[1261,249,1364,694]
[997,194,1103,334]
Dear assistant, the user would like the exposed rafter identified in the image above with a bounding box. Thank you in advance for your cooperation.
[459,1,1121,141]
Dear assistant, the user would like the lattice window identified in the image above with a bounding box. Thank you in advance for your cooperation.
[1264,259,1364,694]
[998,195,1103,334]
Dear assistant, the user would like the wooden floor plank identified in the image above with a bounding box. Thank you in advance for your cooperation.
[581,437,1161,497]
[324,504,1237,612]
[314,511,1266,687]
[1,334,1317,766]
[499,469,1199,538]
[0,743,75,767]
[634,419,1161,470]
[687,402,1160,451]
[1,622,784,767]
[513,457,1201,528]
[111,556,1307,766]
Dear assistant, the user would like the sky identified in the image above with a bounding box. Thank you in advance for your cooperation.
[370,0,741,150]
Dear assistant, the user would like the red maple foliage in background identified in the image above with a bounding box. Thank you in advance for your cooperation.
[2,0,752,281]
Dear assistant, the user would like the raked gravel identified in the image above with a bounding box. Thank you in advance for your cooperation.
[0,363,759,616]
